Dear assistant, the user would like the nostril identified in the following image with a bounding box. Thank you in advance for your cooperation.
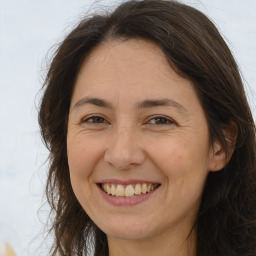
[103,137,146,169]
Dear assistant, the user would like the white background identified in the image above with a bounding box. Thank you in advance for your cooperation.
[0,0,255,255]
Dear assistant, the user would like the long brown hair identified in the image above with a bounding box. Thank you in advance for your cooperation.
[39,1,256,255]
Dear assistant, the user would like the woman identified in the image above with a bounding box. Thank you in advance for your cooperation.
[39,0,256,255]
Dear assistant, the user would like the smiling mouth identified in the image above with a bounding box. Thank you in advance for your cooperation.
[99,183,160,198]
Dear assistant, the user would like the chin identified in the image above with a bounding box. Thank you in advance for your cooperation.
[99,220,156,241]
[106,229,151,241]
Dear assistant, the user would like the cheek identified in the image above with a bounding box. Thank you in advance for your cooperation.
[148,139,189,171]
[67,135,101,179]
[67,136,100,208]
[147,135,209,185]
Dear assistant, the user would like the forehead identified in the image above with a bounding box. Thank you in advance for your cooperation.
[74,40,194,93]
[84,38,168,68]
[78,39,173,84]
[70,38,203,116]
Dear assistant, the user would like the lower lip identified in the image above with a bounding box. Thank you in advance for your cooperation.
[98,185,159,206]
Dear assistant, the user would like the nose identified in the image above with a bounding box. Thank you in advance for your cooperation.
[104,126,146,170]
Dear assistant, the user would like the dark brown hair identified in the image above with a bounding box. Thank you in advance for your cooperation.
[39,1,256,255]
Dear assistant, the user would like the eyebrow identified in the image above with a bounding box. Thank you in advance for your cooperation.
[72,97,187,114]
[137,98,187,113]
[73,97,112,109]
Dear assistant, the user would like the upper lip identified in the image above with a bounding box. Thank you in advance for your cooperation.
[98,179,161,185]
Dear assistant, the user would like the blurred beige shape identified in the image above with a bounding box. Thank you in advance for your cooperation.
[5,243,16,256]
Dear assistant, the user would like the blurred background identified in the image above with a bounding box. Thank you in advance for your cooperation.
[0,0,255,255]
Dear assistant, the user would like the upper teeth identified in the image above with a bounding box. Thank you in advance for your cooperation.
[102,183,158,197]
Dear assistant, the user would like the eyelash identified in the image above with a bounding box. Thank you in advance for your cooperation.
[82,115,175,126]
[146,115,175,126]
[82,115,109,124]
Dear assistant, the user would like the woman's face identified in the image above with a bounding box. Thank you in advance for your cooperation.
[67,39,220,242]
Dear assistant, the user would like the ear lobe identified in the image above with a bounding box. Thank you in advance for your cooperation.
[208,141,227,172]
[208,122,238,172]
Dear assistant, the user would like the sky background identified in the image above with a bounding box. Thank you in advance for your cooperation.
[0,0,255,255]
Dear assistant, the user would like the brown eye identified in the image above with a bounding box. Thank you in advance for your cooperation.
[83,115,107,124]
[148,116,174,125]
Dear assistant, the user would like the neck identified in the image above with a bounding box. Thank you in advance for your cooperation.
[107,225,197,256]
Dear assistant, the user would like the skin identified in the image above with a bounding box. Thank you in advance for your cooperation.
[67,39,227,256]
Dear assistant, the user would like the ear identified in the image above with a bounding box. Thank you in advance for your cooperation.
[208,122,238,172]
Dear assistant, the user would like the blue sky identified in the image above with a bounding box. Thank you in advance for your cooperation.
[0,0,255,255]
